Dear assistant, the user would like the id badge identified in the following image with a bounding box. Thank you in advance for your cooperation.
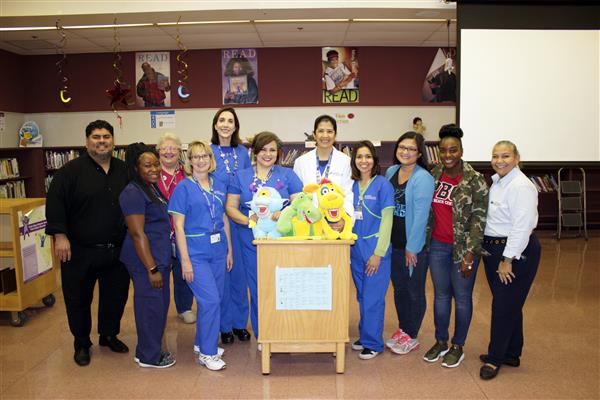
[171,241,177,258]
[210,233,221,244]
[354,210,363,220]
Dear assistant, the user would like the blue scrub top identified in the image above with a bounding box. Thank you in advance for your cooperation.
[210,143,251,186]
[229,165,303,216]
[352,175,395,239]
[119,182,171,270]
[168,175,227,236]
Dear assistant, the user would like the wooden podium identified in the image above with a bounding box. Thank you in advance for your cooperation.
[255,240,353,374]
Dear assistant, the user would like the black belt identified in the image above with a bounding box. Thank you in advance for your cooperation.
[483,237,507,245]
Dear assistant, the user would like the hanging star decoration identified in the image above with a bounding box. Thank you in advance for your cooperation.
[55,20,71,104]
[175,16,191,100]
[106,18,134,124]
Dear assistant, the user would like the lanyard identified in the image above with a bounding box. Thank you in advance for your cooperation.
[218,145,239,176]
[356,177,375,211]
[315,150,333,183]
[250,166,273,193]
[192,176,217,233]
[159,167,179,198]
[150,184,168,205]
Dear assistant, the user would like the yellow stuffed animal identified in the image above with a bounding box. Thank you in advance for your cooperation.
[303,179,357,241]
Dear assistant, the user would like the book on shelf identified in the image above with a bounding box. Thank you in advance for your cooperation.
[0,180,26,198]
[528,174,557,193]
[45,149,81,170]
[0,158,20,179]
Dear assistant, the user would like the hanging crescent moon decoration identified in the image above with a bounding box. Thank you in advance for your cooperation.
[60,89,72,103]
[177,85,190,99]
[175,16,191,100]
[56,21,72,104]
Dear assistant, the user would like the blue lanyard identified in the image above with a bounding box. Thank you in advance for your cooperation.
[192,176,217,233]
[315,150,333,183]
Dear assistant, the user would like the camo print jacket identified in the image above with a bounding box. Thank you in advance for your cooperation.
[427,160,489,263]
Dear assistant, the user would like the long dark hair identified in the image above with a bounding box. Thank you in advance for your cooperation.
[125,142,164,204]
[351,140,381,180]
[211,107,242,146]
[392,131,428,169]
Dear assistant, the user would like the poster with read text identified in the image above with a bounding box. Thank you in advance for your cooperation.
[135,52,171,108]
[422,48,456,103]
[18,205,53,283]
[222,48,259,105]
[322,47,359,104]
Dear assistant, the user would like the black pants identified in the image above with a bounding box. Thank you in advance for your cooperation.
[482,234,541,366]
[61,244,131,350]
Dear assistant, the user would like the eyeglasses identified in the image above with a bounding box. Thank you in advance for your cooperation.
[160,146,179,152]
[397,146,419,153]
[190,154,211,161]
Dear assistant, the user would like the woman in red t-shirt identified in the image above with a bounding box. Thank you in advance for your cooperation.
[422,124,488,368]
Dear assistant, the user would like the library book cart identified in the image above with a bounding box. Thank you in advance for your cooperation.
[255,239,353,375]
[0,198,58,326]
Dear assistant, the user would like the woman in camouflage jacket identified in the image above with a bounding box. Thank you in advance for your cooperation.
[422,124,489,369]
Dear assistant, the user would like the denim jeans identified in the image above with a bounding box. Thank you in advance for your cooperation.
[171,256,194,314]
[390,248,428,339]
[428,239,479,346]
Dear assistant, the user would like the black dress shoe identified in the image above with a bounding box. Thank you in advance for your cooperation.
[479,354,520,367]
[74,347,91,366]
[99,336,129,353]
[221,332,234,344]
[480,364,500,380]
[232,328,251,341]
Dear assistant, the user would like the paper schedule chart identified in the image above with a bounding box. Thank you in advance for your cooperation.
[275,265,332,311]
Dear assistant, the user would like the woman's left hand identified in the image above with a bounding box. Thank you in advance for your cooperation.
[330,219,345,232]
[497,260,515,284]
[226,251,233,272]
[365,255,381,277]
[460,251,475,278]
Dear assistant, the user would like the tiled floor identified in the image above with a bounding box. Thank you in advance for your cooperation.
[1,232,598,399]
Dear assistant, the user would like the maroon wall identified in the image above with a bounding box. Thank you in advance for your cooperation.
[2,47,453,113]
[0,49,25,112]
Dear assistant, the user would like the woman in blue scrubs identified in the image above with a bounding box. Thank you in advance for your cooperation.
[225,131,303,346]
[349,140,395,360]
[209,107,252,344]
[169,141,233,371]
[119,143,174,368]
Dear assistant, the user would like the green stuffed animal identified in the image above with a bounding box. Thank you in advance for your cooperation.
[276,192,323,239]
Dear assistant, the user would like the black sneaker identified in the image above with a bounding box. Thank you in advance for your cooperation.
[351,340,364,351]
[358,348,379,360]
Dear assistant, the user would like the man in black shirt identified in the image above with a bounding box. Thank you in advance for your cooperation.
[46,120,130,366]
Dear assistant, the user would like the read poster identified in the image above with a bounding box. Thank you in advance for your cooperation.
[222,48,259,105]
[135,51,171,108]
[322,47,359,104]
[18,205,53,283]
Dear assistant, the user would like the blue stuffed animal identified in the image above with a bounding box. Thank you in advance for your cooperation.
[245,186,288,239]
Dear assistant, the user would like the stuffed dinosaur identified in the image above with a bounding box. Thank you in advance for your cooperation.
[276,192,322,239]
[245,186,288,239]
[304,179,357,240]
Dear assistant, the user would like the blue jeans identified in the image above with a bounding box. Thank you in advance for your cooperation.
[428,239,479,346]
[171,256,194,314]
[390,248,428,339]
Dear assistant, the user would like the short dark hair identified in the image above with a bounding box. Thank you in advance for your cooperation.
[326,50,339,60]
[438,123,464,150]
[211,107,242,147]
[393,131,428,170]
[351,140,381,180]
[412,117,422,125]
[313,115,337,134]
[85,120,114,137]
[251,131,283,165]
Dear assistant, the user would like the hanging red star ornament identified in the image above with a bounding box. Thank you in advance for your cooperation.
[106,81,132,109]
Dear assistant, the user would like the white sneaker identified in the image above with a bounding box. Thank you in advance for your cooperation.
[390,338,420,355]
[351,340,364,351]
[257,344,262,352]
[198,353,226,371]
[358,348,379,360]
[194,345,224,357]
[178,310,196,324]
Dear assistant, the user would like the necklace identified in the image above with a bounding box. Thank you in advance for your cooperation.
[250,166,273,192]
[218,145,239,176]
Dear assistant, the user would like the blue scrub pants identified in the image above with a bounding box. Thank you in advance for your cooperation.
[220,220,250,333]
[126,264,171,365]
[186,242,226,356]
[350,240,391,353]
[172,255,194,314]
[238,227,259,339]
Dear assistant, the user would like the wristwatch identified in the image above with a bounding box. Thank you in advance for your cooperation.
[149,265,159,274]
